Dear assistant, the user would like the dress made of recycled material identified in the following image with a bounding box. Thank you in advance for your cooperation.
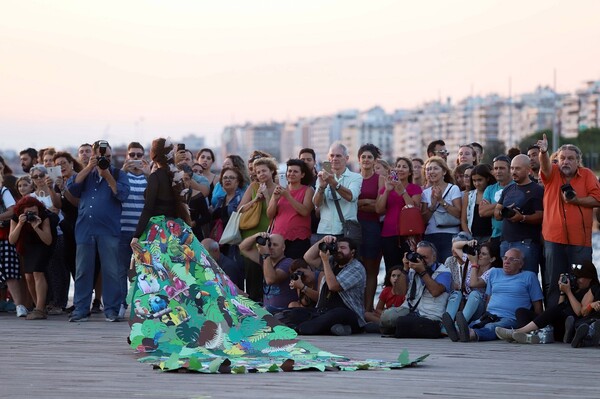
[127,215,427,373]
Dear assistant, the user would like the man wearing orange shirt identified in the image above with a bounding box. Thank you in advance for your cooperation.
[537,134,600,306]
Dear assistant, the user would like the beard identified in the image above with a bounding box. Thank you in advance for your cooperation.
[335,252,352,266]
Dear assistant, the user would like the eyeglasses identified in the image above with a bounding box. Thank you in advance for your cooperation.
[502,256,522,263]
[222,176,237,180]
[128,152,144,158]
[433,150,449,156]
[31,174,45,179]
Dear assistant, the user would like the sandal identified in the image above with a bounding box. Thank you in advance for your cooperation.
[26,308,48,320]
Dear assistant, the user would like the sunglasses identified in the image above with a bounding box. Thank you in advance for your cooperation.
[31,174,45,179]
[128,152,144,158]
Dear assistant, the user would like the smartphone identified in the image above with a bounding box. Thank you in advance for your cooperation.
[390,170,399,182]
[177,143,186,152]
[131,159,143,168]
[322,161,332,173]
[279,172,287,188]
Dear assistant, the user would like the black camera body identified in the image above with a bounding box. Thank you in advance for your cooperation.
[255,236,270,246]
[318,241,338,254]
[97,141,111,170]
[462,243,479,256]
[560,273,578,289]
[290,270,304,281]
[560,183,576,201]
[500,205,520,219]
[25,211,37,222]
[406,251,424,263]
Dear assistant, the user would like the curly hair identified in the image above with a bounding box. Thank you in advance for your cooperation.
[14,195,46,217]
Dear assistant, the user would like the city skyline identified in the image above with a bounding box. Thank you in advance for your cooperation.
[2,1,600,153]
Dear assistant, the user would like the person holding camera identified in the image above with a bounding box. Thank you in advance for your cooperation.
[450,248,543,342]
[495,154,544,274]
[282,236,366,336]
[67,140,130,322]
[379,240,452,338]
[8,196,54,320]
[496,260,599,345]
[536,134,600,307]
[287,258,323,308]
[239,232,297,314]
[441,237,501,341]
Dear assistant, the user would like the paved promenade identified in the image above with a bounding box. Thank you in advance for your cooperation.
[2,312,600,399]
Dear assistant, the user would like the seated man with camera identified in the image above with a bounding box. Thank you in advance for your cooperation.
[379,240,452,338]
[239,232,297,314]
[494,154,543,274]
[278,236,365,335]
[287,258,323,309]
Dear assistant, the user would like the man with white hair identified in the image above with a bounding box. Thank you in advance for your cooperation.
[537,134,600,306]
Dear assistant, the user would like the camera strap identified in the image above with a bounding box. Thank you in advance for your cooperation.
[433,184,454,213]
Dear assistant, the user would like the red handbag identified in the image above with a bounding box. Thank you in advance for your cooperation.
[398,205,425,236]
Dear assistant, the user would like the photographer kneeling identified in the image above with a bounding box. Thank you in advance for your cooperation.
[239,232,297,314]
[379,240,452,338]
[287,258,323,308]
[8,196,54,320]
[278,236,366,336]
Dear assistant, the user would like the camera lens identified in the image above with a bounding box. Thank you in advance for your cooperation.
[255,236,268,246]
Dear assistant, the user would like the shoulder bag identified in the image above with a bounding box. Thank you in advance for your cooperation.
[239,183,262,230]
[432,184,461,228]
[398,205,425,236]
[331,184,362,244]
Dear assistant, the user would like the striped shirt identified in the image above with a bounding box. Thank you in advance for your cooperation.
[120,172,147,233]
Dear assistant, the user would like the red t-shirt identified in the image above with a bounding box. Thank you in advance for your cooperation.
[379,286,405,309]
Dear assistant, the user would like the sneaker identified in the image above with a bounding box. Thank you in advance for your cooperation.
[118,304,126,320]
[571,324,589,348]
[26,308,48,320]
[330,324,352,336]
[495,327,516,342]
[16,304,28,318]
[564,316,576,344]
[69,313,90,322]
[0,300,16,312]
[105,312,119,322]
[456,311,470,343]
[363,322,381,334]
[64,305,75,313]
[513,331,541,344]
[91,301,102,314]
[441,312,459,342]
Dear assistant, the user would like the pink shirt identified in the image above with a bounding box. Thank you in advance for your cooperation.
[272,185,311,241]
[380,183,423,237]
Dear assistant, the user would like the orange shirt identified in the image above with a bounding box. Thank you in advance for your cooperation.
[541,164,600,246]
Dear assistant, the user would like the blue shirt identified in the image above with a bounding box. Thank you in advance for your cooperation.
[483,181,514,238]
[67,167,130,244]
[486,268,544,319]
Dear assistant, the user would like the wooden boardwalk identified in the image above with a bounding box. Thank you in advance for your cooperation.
[2,312,600,399]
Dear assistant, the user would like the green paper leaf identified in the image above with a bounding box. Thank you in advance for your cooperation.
[397,349,409,365]
[208,357,224,373]
[188,357,203,372]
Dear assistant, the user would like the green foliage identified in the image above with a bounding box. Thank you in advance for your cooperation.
[176,323,200,344]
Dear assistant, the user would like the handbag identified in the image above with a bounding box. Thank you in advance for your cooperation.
[209,219,224,242]
[239,200,262,230]
[220,211,242,245]
[331,185,362,244]
[432,184,460,228]
[398,205,425,236]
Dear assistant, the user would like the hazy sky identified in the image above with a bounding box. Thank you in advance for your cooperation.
[2,0,599,153]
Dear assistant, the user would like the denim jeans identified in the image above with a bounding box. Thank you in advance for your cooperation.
[544,241,592,306]
[500,240,541,275]
[73,235,121,317]
[470,316,518,341]
[445,290,485,322]
[118,232,134,307]
[423,233,454,263]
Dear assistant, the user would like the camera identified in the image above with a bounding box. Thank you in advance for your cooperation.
[406,251,424,263]
[462,243,479,256]
[255,236,270,246]
[560,183,576,201]
[25,211,37,222]
[560,273,578,289]
[96,141,111,170]
[318,241,338,254]
[500,205,519,219]
[290,270,305,281]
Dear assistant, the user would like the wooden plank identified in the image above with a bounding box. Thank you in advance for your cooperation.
[1,312,600,399]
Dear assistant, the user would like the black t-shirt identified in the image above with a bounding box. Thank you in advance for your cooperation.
[499,181,544,242]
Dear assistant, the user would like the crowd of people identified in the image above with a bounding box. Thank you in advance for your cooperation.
[1,134,600,349]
